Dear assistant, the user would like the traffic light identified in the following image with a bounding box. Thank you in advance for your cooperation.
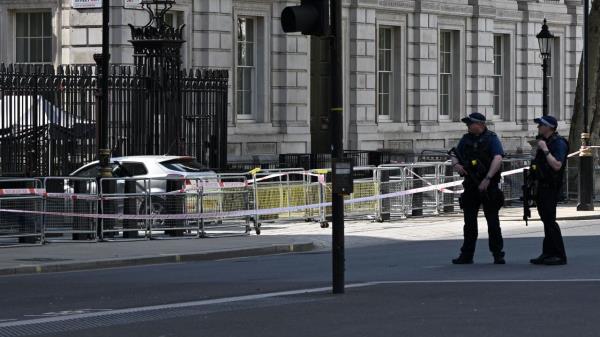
[281,0,329,36]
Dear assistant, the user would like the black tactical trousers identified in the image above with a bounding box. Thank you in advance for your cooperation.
[460,186,504,258]
[536,184,567,260]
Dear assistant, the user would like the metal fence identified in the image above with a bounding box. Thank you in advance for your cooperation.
[0,178,43,246]
[0,64,228,177]
[43,177,99,242]
[0,157,591,246]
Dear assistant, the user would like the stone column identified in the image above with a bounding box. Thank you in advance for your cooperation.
[348,5,377,150]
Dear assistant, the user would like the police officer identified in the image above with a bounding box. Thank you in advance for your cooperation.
[451,112,506,264]
[529,115,568,265]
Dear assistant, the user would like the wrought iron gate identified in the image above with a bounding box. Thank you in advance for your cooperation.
[0,64,227,176]
[0,1,228,177]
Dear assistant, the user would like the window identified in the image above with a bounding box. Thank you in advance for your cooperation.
[493,35,504,116]
[160,158,209,172]
[165,12,176,27]
[165,11,183,28]
[15,12,52,64]
[236,17,255,117]
[115,162,148,177]
[439,31,453,117]
[378,27,393,117]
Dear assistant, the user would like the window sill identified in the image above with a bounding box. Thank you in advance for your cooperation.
[236,116,256,123]
[378,116,393,123]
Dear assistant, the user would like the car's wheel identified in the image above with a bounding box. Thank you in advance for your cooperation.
[140,197,166,228]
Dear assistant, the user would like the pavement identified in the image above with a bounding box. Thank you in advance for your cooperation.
[0,203,599,276]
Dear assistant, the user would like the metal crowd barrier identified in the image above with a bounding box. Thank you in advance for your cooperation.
[43,177,99,242]
[251,169,323,227]
[436,162,462,213]
[202,173,255,237]
[501,158,530,205]
[376,163,446,220]
[317,166,378,222]
[98,177,151,240]
[0,178,44,246]
[0,155,572,246]
[96,175,256,240]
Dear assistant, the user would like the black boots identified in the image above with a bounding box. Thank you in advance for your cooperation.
[452,255,474,264]
[530,254,567,265]
[452,252,505,264]
[493,253,506,265]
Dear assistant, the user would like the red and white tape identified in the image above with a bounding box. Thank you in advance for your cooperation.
[0,177,466,221]
[0,188,45,196]
[0,161,551,221]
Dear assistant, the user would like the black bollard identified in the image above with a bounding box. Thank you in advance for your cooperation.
[378,169,390,222]
[100,179,117,239]
[123,180,139,238]
[73,180,92,240]
[411,166,423,216]
[443,164,455,213]
[165,179,184,237]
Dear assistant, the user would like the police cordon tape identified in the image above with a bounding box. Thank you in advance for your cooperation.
[1,143,591,222]
[0,165,529,221]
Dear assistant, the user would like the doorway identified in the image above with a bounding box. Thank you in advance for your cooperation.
[310,36,331,154]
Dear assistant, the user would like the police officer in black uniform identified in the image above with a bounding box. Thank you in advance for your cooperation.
[451,112,506,264]
[529,115,568,265]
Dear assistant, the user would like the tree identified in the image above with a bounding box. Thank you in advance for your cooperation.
[569,0,600,150]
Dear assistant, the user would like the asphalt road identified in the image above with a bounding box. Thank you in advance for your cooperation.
[1,231,599,336]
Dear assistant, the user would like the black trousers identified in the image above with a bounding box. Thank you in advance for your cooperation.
[536,185,567,260]
[460,187,504,257]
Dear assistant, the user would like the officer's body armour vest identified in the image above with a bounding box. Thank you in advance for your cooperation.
[461,129,501,188]
[532,133,568,188]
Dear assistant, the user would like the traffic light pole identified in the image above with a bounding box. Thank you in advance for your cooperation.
[280,0,345,294]
[330,0,345,294]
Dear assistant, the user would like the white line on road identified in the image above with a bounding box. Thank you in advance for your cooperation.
[2,279,600,328]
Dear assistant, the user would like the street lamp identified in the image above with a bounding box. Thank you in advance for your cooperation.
[93,0,112,240]
[536,19,554,117]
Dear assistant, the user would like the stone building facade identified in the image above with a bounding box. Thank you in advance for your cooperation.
[0,0,583,160]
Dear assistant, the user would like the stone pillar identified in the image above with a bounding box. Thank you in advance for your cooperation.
[271,1,311,154]
[407,11,438,129]
[348,5,377,149]
[466,3,495,117]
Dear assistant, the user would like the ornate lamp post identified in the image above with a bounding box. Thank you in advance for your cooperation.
[95,0,111,179]
[536,19,554,117]
[129,0,185,69]
[93,0,111,240]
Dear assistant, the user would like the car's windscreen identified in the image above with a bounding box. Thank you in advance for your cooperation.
[160,158,209,172]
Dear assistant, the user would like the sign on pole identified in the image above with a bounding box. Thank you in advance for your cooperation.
[124,0,143,9]
[72,0,102,9]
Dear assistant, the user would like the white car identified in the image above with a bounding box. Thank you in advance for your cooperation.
[67,156,219,216]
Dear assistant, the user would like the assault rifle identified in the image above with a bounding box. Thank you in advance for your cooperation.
[522,135,543,226]
[447,147,489,187]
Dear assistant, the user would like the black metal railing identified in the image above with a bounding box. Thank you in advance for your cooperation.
[0,63,228,176]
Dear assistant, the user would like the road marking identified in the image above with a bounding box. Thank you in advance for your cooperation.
[23,309,113,318]
[2,279,600,328]
[371,279,600,284]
